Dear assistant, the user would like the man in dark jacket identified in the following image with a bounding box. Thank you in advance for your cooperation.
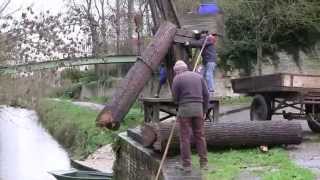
[172,60,209,172]
[185,32,217,94]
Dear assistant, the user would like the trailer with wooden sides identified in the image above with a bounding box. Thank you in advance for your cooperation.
[231,73,320,132]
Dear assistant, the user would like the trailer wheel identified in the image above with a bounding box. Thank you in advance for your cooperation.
[306,104,320,133]
[250,95,272,121]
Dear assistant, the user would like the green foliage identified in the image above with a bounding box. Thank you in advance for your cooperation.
[193,148,315,180]
[218,0,320,75]
[79,70,100,84]
[61,83,82,99]
[61,68,83,83]
[61,68,98,84]
[36,99,143,159]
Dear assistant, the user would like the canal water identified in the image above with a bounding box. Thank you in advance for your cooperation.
[0,106,71,180]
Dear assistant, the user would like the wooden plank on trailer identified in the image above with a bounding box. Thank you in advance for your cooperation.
[292,75,320,89]
[232,73,320,94]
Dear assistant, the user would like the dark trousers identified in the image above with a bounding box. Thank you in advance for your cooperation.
[178,116,208,167]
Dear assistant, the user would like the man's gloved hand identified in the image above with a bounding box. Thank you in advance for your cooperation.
[184,41,190,46]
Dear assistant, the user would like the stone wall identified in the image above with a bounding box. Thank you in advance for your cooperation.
[114,132,202,180]
[80,49,319,100]
[113,133,161,180]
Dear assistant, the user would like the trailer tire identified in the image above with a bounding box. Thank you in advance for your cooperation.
[250,95,272,121]
[306,104,320,133]
[307,119,320,133]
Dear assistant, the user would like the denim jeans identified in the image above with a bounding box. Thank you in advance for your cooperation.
[203,62,216,91]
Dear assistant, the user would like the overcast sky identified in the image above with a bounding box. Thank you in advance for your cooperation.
[6,0,65,15]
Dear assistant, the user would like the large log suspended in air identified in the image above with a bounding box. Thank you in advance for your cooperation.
[142,121,303,152]
[96,22,177,130]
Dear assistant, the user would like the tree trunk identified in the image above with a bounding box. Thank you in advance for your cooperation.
[142,121,303,152]
[149,0,160,33]
[256,32,262,75]
[96,22,177,130]
[116,0,121,54]
[127,0,134,40]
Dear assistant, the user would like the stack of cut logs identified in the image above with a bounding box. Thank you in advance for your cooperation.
[127,121,303,153]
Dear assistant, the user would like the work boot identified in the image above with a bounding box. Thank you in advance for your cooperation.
[176,164,192,173]
[200,163,209,171]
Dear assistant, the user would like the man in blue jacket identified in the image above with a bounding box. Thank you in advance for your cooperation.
[155,63,167,98]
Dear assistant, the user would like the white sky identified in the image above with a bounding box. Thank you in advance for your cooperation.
[6,0,65,15]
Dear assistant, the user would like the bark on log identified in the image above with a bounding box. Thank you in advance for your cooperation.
[142,121,303,152]
[96,22,177,130]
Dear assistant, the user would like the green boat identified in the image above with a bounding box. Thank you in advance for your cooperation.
[70,159,100,172]
[49,169,113,180]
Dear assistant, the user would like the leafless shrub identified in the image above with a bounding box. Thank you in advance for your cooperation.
[0,71,72,108]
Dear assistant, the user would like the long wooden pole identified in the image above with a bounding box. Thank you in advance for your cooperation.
[154,120,177,180]
[193,36,208,71]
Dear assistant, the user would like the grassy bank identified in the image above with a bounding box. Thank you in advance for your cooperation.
[36,99,143,159]
[85,95,253,106]
[192,148,315,180]
[220,96,252,105]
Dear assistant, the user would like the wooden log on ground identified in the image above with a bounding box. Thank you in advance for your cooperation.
[96,22,177,130]
[142,121,303,152]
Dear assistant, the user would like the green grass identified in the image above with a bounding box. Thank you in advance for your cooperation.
[36,99,143,159]
[220,96,253,105]
[192,148,315,180]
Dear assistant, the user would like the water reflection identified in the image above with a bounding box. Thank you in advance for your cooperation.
[0,106,70,180]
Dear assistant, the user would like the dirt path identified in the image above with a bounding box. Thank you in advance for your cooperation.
[75,144,114,173]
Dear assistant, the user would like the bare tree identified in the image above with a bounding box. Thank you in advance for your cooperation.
[0,0,10,16]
